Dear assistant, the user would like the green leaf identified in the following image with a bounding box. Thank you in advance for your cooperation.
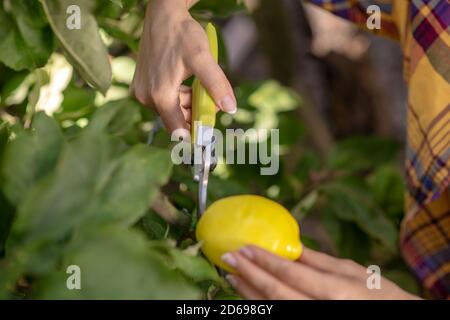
[321,212,371,263]
[0,190,15,255]
[0,3,54,70]
[9,130,114,245]
[278,112,305,146]
[40,0,112,94]
[34,228,200,299]
[54,84,96,121]
[0,258,26,299]
[109,0,123,8]
[87,98,141,137]
[293,151,321,183]
[369,165,404,221]
[321,178,398,253]
[328,136,400,172]
[9,139,171,246]
[99,21,139,52]
[91,144,173,226]
[291,190,318,221]
[142,211,169,240]
[24,69,50,127]
[11,0,49,28]
[149,241,222,285]
[207,175,248,201]
[0,121,10,159]
[339,222,371,263]
[0,65,28,102]
[1,112,63,206]
[169,248,222,284]
[9,103,171,246]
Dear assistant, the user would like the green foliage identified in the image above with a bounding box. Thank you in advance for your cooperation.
[34,229,201,299]
[39,0,112,94]
[2,113,63,206]
[328,136,400,172]
[321,177,398,254]
[0,0,54,70]
[0,101,222,299]
[0,0,419,299]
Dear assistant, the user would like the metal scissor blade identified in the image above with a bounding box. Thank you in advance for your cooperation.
[193,125,216,216]
[198,143,212,215]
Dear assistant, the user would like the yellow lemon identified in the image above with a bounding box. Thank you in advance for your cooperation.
[196,195,302,272]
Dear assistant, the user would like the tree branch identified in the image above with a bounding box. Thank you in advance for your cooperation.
[151,191,191,229]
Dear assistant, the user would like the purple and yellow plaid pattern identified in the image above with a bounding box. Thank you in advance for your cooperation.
[309,0,450,298]
[309,0,400,37]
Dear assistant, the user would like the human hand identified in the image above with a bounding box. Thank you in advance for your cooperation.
[222,246,420,300]
[130,0,236,133]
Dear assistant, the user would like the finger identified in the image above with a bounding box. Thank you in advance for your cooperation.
[238,246,339,299]
[181,107,191,124]
[222,252,309,300]
[300,247,367,280]
[180,85,220,112]
[226,275,265,300]
[154,89,188,132]
[180,89,192,110]
[187,51,237,114]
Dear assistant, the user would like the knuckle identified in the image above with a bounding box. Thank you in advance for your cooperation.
[349,260,363,270]
[134,88,152,106]
[180,18,197,33]
[341,259,362,272]
[272,260,289,276]
[283,265,298,280]
[268,256,291,274]
[339,259,355,268]
[189,46,208,64]
[151,90,171,108]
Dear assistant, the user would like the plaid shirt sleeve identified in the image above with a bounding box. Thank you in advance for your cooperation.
[307,0,400,38]
[308,0,450,299]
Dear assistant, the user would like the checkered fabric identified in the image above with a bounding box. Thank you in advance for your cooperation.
[308,0,400,37]
[309,0,450,298]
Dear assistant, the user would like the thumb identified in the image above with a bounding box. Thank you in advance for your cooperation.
[188,52,237,114]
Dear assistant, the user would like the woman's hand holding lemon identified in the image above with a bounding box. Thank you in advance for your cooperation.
[221,246,419,300]
[196,195,418,300]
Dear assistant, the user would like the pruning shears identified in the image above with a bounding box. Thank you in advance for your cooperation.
[147,23,218,216]
[191,23,218,216]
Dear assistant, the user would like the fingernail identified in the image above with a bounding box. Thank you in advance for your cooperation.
[220,95,237,114]
[240,246,254,260]
[221,253,237,268]
[226,275,238,287]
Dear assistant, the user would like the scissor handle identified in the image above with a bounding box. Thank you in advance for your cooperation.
[191,23,218,144]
